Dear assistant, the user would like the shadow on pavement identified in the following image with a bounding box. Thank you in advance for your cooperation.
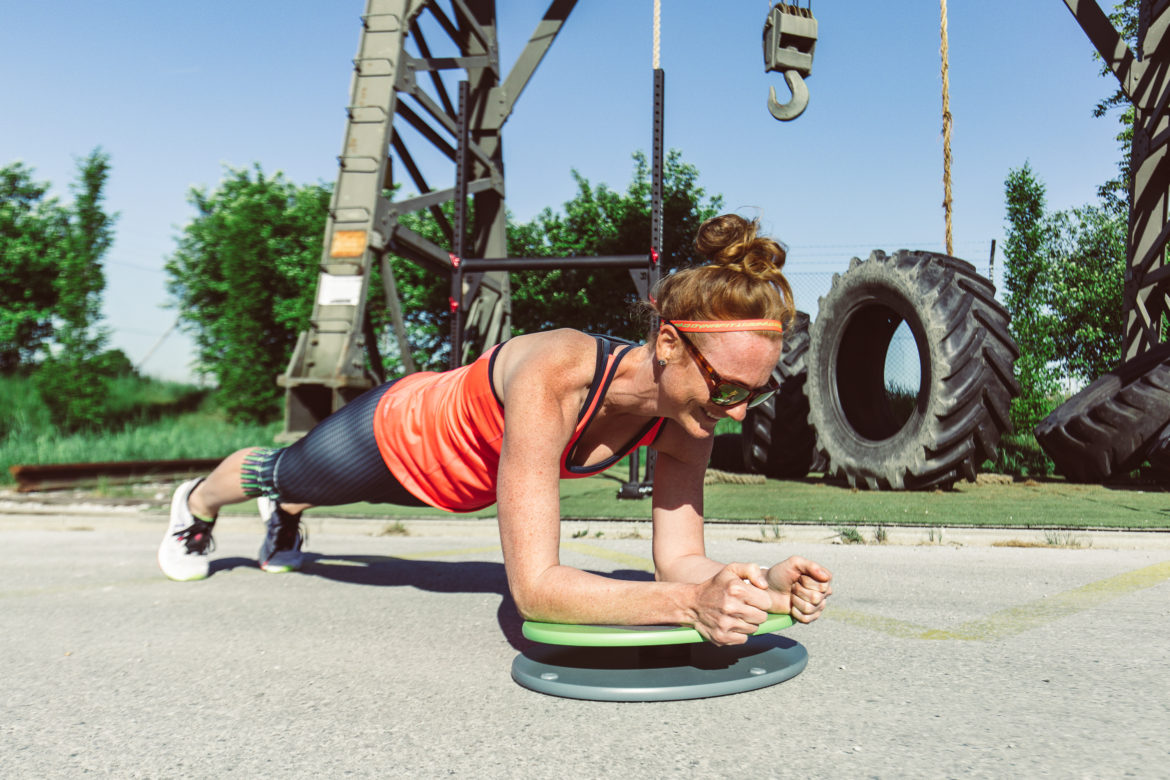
[209,556,256,574]
[292,553,653,650]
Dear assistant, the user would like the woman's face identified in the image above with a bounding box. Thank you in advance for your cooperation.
[659,329,783,436]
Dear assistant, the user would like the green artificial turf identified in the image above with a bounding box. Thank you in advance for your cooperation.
[218,472,1170,531]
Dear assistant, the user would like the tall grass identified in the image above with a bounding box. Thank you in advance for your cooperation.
[0,374,280,485]
[0,374,53,440]
[885,382,918,426]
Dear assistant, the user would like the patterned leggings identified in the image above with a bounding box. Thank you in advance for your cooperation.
[240,381,426,507]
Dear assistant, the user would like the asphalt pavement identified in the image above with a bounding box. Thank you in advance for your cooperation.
[2,507,1168,779]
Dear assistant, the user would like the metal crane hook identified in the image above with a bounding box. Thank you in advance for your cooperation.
[767,69,810,122]
[763,2,817,123]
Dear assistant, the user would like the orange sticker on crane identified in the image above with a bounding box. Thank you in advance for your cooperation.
[330,230,368,258]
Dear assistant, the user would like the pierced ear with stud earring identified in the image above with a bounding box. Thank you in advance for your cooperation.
[657,359,666,366]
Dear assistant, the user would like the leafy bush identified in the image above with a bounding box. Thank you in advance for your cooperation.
[32,350,117,432]
[101,373,210,428]
[984,432,1054,477]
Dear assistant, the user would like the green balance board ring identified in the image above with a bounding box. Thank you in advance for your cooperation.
[522,613,795,647]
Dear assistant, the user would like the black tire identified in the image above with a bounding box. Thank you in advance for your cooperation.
[709,433,746,472]
[1034,342,1170,482]
[741,311,826,477]
[1141,423,1170,480]
[806,250,1019,490]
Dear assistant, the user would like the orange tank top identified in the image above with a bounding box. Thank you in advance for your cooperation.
[373,337,665,512]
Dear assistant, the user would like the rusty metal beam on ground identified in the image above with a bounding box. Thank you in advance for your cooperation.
[8,459,225,493]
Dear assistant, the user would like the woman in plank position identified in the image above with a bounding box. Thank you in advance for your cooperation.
[159,213,832,646]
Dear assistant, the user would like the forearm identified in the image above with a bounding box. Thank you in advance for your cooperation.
[654,553,726,586]
[512,564,698,626]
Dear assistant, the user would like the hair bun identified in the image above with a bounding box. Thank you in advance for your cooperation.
[694,214,787,281]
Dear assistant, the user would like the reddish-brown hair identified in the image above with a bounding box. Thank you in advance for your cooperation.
[650,214,794,340]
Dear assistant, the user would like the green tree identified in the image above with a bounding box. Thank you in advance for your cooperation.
[0,162,68,371]
[1046,204,1125,382]
[1002,162,1127,428]
[56,149,115,351]
[166,166,331,423]
[506,149,724,340]
[32,149,120,432]
[1003,162,1061,431]
[0,152,119,431]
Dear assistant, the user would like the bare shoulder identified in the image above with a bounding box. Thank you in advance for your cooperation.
[493,329,598,403]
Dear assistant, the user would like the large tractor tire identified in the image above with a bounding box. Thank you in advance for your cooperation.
[1034,342,1170,482]
[741,311,826,478]
[708,433,746,472]
[806,250,1019,490]
[1141,423,1170,480]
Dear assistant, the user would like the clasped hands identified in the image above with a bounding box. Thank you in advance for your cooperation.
[694,556,832,646]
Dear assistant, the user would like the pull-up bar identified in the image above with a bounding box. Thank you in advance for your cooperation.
[455,255,649,272]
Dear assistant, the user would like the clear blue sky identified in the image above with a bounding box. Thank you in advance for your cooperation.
[0,1,1124,383]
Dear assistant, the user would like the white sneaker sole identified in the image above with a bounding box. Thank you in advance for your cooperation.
[158,478,210,581]
[157,551,209,581]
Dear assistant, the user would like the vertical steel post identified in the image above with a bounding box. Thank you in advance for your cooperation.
[460,0,511,366]
[622,66,666,499]
[451,80,471,371]
[644,66,665,487]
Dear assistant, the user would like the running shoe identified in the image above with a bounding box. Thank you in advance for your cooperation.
[257,496,306,573]
[158,478,215,581]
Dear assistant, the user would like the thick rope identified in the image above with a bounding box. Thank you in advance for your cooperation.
[704,469,766,486]
[653,0,661,70]
[940,0,953,256]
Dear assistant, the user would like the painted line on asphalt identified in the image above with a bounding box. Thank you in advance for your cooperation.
[820,608,936,640]
[561,541,655,572]
[0,577,165,599]
[937,557,1170,641]
[562,544,1170,642]
[826,558,1170,641]
[391,544,503,560]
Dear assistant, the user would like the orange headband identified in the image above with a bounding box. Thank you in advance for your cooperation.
[667,319,784,334]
